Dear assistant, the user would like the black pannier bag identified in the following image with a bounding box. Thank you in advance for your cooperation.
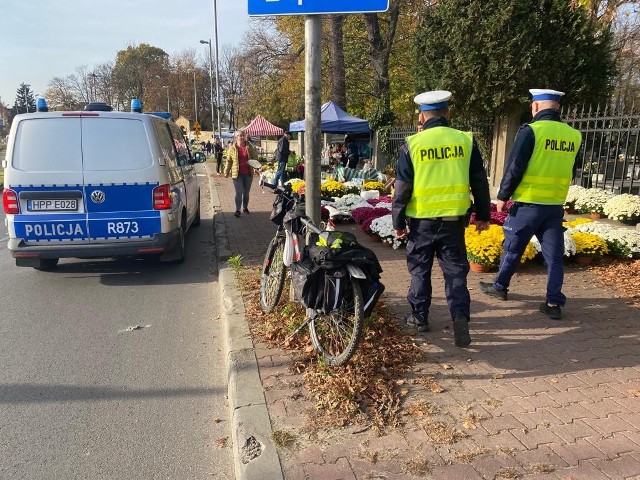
[303,231,385,318]
[269,194,294,226]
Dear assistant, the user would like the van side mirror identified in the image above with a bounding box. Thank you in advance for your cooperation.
[193,151,206,163]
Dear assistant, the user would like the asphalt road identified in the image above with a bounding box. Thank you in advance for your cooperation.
[0,170,233,479]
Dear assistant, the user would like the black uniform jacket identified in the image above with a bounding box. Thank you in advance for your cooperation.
[392,117,491,230]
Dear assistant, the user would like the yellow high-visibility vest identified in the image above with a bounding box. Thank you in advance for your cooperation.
[405,126,472,218]
[512,121,582,205]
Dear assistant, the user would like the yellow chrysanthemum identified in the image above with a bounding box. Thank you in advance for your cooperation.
[571,231,608,257]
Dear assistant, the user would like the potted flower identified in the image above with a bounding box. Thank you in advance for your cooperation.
[464,224,504,271]
[362,181,387,195]
[320,180,347,198]
[564,185,587,214]
[574,188,613,218]
[603,193,640,225]
[571,231,608,265]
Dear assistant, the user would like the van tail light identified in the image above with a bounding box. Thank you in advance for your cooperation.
[153,184,172,210]
[2,189,19,214]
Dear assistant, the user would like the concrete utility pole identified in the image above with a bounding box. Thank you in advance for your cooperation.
[304,16,322,225]
[212,0,222,140]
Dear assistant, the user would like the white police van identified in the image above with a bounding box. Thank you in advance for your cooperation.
[1,98,205,270]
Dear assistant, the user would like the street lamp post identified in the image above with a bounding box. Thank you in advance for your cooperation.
[199,39,217,138]
[193,71,198,125]
[212,0,221,140]
[162,85,169,112]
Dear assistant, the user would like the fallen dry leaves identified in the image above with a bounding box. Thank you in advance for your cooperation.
[239,267,421,429]
[588,258,640,307]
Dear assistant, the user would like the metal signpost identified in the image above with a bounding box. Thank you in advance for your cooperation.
[248,0,389,223]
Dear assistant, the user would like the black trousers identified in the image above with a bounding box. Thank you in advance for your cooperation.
[406,218,470,322]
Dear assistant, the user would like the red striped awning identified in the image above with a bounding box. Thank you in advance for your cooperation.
[243,115,284,137]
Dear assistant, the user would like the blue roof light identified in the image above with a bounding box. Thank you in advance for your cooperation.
[36,97,48,112]
[131,97,142,113]
[146,112,172,119]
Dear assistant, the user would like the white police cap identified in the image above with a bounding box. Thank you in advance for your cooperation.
[529,89,565,102]
[414,90,452,111]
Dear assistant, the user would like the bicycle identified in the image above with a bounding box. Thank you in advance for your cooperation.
[259,180,384,366]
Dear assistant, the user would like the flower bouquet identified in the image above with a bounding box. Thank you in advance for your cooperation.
[574,188,613,215]
[603,193,640,225]
[571,231,608,259]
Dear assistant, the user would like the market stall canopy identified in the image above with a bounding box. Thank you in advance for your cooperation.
[243,115,284,137]
[289,101,370,134]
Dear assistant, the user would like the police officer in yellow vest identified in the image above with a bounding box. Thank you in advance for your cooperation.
[392,90,491,347]
[479,89,582,320]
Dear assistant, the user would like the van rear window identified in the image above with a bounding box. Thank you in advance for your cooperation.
[13,118,82,172]
[82,118,153,171]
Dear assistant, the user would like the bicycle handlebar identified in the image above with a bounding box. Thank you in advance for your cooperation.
[299,216,322,235]
[260,178,322,234]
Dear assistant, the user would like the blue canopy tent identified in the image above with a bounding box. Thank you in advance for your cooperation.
[289,101,370,133]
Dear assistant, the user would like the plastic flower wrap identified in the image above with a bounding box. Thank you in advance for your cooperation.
[565,185,587,209]
[570,221,640,258]
[603,193,640,224]
[464,224,504,266]
[320,180,347,198]
[362,181,387,194]
[574,188,614,214]
[571,231,608,258]
[330,194,370,211]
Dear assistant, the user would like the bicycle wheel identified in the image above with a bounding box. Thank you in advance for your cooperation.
[310,277,364,367]
[260,235,287,313]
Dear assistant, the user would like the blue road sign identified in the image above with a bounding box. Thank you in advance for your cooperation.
[248,0,389,16]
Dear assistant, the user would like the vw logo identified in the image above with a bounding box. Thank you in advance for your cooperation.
[90,190,106,204]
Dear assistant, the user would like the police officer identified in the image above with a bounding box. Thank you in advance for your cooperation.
[393,90,491,347]
[479,89,582,320]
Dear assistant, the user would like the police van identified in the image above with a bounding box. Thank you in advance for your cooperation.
[1,98,205,270]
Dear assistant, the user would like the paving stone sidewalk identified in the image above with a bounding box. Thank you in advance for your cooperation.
[210,167,640,480]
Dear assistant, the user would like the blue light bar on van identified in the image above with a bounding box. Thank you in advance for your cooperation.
[36,97,48,112]
[131,98,142,113]
[146,112,172,119]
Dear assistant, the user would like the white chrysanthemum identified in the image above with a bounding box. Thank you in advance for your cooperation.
[602,194,640,223]
[570,221,640,258]
[574,188,614,214]
[532,232,576,257]
[565,185,587,206]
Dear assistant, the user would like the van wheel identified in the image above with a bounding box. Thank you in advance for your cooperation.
[34,258,59,271]
[192,195,201,227]
[171,223,186,264]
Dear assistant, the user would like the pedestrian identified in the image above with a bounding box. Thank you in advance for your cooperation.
[345,135,360,168]
[225,129,259,217]
[205,140,212,156]
[273,131,291,187]
[213,137,224,174]
[479,89,582,320]
[392,90,491,347]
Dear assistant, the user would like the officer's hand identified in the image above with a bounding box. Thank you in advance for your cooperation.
[394,228,407,239]
[496,200,506,212]
[475,221,490,232]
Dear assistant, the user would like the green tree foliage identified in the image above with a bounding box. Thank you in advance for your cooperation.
[412,0,617,120]
[112,43,170,111]
[11,83,36,117]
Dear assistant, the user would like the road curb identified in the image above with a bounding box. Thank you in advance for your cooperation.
[207,164,284,480]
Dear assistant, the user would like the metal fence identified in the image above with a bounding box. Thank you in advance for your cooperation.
[563,104,640,194]
[388,121,494,175]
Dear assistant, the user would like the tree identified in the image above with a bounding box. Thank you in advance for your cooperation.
[112,43,170,111]
[12,83,36,115]
[412,0,616,121]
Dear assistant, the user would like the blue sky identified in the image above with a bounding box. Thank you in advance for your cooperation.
[0,0,253,105]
